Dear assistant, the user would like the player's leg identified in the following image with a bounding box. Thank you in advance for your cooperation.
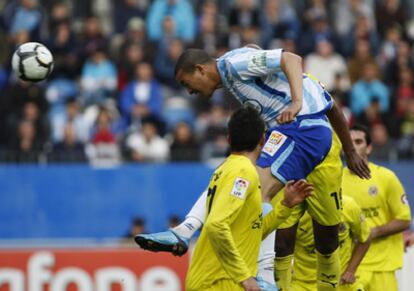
[271,191,305,291]
[135,189,207,255]
[306,134,343,291]
[257,203,278,290]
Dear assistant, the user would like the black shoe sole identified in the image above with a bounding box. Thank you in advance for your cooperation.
[134,234,188,256]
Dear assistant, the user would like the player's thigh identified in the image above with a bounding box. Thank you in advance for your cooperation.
[291,279,317,291]
[305,146,343,227]
[204,279,244,291]
[366,271,397,291]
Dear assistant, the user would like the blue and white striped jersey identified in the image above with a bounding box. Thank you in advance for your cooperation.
[216,47,333,125]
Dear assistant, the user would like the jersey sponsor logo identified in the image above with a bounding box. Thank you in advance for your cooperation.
[362,207,380,218]
[368,185,378,196]
[230,177,250,199]
[401,193,408,205]
[262,131,287,156]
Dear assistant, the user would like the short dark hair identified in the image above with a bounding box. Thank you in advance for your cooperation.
[350,124,371,145]
[174,49,213,76]
[228,106,265,152]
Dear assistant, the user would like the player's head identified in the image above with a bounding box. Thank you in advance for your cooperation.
[350,124,372,160]
[175,49,219,98]
[228,106,265,153]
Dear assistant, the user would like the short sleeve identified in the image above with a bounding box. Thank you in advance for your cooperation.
[226,49,284,80]
[385,170,411,221]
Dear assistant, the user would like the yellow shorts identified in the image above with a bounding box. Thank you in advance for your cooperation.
[356,270,397,291]
[202,279,244,291]
[338,280,365,291]
[291,279,317,291]
[276,133,343,228]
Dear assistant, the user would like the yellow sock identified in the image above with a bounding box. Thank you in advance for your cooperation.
[274,255,293,291]
[316,248,340,291]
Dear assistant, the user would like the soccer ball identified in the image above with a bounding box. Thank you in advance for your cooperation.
[12,42,54,82]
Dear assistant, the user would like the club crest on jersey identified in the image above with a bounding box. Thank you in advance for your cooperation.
[401,193,408,205]
[262,131,287,156]
[338,222,346,233]
[368,185,378,196]
[230,177,250,199]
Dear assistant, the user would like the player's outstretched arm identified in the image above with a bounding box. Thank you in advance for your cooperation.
[262,180,313,239]
[278,52,303,124]
[326,100,371,179]
[340,233,372,285]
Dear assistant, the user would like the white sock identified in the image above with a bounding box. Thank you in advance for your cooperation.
[172,189,207,239]
[257,203,276,285]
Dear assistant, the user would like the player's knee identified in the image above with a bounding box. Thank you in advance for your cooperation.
[312,221,339,254]
[275,225,297,256]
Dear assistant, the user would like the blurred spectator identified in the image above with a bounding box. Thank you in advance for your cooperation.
[51,98,89,143]
[377,24,403,68]
[120,62,164,127]
[369,123,395,160]
[48,2,70,32]
[48,22,80,79]
[305,39,350,92]
[118,17,155,64]
[87,107,121,166]
[154,38,184,90]
[398,99,414,158]
[198,105,229,161]
[78,16,108,61]
[350,63,390,115]
[228,0,260,49]
[125,116,169,162]
[347,39,379,84]
[2,0,46,41]
[394,67,414,117]
[120,216,146,246]
[332,0,376,37]
[298,13,334,56]
[385,40,414,86]
[80,47,117,106]
[146,0,196,42]
[342,14,380,57]
[193,2,226,56]
[375,0,409,37]
[260,0,299,49]
[49,123,86,162]
[113,0,145,34]
[8,119,43,163]
[170,121,200,161]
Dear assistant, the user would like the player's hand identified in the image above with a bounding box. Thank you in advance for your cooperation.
[276,101,302,124]
[282,179,313,208]
[344,150,371,179]
[340,271,356,285]
[241,277,262,291]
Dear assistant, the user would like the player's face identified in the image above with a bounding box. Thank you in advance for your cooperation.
[176,67,216,98]
[350,130,372,158]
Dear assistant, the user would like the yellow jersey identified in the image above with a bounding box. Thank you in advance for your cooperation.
[292,196,370,283]
[342,162,411,271]
[186,154,263,291]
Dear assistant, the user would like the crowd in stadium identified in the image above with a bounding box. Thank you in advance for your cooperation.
[0,0,414,164]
